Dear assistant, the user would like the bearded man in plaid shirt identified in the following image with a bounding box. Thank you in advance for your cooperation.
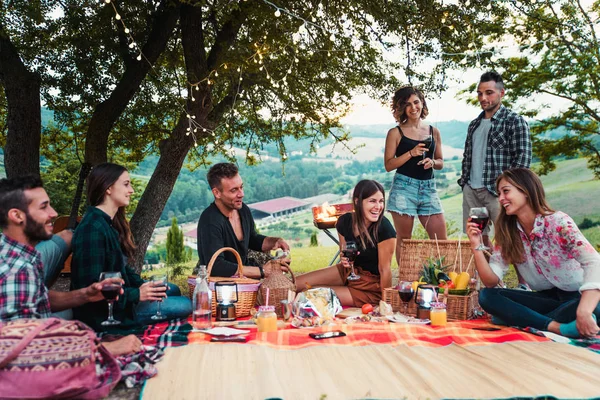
[458,71,532,247]
[0,176,142,355]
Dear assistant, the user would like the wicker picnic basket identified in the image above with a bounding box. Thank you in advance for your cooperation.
[383,288,479,321]
[256,268,296,317]
[398,239,476,282]
[388,239,479,321]
[187,247,260,318]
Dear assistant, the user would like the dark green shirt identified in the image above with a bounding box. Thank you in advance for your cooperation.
[71,206,144,331]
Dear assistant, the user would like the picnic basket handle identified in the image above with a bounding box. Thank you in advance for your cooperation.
[207,247,245,278]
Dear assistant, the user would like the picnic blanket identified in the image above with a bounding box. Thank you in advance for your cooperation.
[181,318,551,349]
[142,341,600,399]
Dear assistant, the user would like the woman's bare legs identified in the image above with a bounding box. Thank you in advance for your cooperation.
[419,213,447,240]
[295,265,354,306]
[391,212,415,273]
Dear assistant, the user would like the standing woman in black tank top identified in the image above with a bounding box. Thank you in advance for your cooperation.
[384,86,447,268]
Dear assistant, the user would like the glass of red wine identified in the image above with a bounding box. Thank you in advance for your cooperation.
[469,207,490,251]
[99,271,123,326]
[398,281,414,315]
[421,130,433,160]
[150,273,168,320]
[343,241,360,281]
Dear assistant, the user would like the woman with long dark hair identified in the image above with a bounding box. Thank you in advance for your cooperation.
[384,86,447,267]
[467,168,600,338]
[71,163,191,330]
[295,180,396,306]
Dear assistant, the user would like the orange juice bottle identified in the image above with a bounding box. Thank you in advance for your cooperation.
[256,306,277,332]
[430,302,447,327]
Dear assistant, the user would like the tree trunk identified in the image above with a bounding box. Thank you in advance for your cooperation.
[129,118,195,270]
[0,26,41,178]
[129,2,215,272]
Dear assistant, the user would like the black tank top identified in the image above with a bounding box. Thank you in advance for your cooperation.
[394,126,435,180]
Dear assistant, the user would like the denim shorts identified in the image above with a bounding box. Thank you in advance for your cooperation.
[387,173,443,217]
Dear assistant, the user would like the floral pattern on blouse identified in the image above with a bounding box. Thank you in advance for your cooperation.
[489,211,600,292]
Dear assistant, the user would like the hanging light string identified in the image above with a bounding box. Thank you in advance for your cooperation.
[101,0,600,155]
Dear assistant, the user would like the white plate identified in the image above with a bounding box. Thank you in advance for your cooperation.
[194,327,250,336]
[386,314,430,325]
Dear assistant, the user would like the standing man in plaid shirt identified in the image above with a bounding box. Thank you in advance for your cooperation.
[458,71,532,246]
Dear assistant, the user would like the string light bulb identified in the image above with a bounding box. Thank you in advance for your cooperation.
[275,9,281,17]
[136,55,142,61]
[115,14,121,20]
[124,28,130,33]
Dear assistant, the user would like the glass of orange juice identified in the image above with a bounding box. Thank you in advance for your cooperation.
[256,306,278,332]
[430,302,447,327]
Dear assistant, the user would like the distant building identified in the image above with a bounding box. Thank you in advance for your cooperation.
[247,197,311,220]
[303,193,343,206]
[183,228,198,250]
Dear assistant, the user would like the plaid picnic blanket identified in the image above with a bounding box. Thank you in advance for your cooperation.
[130,318,549,349]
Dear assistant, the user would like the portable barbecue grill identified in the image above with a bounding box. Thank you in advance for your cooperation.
[312,203,353,265]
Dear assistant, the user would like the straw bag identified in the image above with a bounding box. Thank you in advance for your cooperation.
[257,267,296,317]
[188,247,260,318]
[0,318,121,399]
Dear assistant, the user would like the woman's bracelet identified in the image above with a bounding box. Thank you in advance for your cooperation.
[432,159,436,168]
[408,150,413,157]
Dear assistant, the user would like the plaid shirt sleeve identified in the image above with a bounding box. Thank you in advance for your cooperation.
[0,237,51,320]
[509,114,532,169]
[458,119,478,188]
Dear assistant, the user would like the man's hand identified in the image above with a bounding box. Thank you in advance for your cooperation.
[273,237,290,252]
[139,281,167,302]
[263,258,291,277]
[86,277,124,303]
[102,335,142,356]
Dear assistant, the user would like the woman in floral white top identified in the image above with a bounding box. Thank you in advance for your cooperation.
[467,168,600,338]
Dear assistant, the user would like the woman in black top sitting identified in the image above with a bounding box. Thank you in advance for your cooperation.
[384,86,447,267]
[295,180,396,306]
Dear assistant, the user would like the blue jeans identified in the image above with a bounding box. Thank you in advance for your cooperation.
[135,283,192,325]
[387,173,443,217]
[479,287,600,330]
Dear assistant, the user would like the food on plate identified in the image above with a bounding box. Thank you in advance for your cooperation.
[361,303,374,314]
[378,300,393,316]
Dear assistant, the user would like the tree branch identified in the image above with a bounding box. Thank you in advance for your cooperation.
[84,1,180,165]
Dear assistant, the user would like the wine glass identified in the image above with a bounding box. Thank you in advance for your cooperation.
[99,271,123,326]
[469,207,490,251]
[150,273,168,320]
[398,281,414,315]
[421,130,433,160]
[343,241,360,281]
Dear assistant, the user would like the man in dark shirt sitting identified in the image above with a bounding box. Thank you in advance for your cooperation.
[197,163,291,278]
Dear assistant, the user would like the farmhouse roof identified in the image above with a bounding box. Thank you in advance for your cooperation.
[184,228,197,238]
[247,197,310,214]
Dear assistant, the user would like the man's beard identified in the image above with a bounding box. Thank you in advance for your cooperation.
[23,212,52,242]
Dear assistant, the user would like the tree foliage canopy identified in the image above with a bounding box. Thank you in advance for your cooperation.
[0,0,501,270]
[454,0,600,178]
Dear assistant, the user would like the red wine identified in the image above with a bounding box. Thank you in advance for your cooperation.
[471,216,489,231]
[342,249,358,262]
[399,290,414,303]
[422,137,432,159]
[101,284,121,300]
